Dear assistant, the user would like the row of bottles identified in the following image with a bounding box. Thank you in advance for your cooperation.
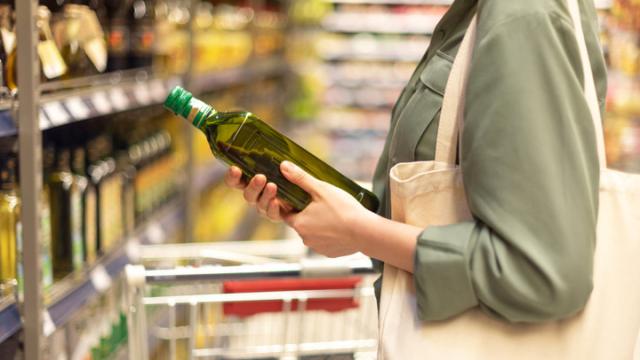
[0,120,181,297]
[1,0,155,90]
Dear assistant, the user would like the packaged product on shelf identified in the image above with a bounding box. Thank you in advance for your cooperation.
[72,147,97,264]
[54,1,108,78]
[6,5,67,90]
[128,0,155,69]
[106,0,130,71]
[164,86,379,212]
[154,0,190,75]
[49,148,85,279]
[0,0,15,89]
[40,146,55,291]
[0,154,18,295]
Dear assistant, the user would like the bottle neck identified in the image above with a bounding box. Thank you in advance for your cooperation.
[185,98,216,132]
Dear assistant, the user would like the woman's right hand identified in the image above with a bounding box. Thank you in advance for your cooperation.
[224,166,291,222]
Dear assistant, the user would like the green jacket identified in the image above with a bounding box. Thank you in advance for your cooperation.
[371,0,606,322]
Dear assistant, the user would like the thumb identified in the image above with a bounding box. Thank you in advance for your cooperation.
[280,161,320,196]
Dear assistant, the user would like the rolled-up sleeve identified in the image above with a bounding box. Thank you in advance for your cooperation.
[414,12,601,323]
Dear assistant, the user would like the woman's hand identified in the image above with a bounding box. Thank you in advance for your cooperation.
[224,162,421,270]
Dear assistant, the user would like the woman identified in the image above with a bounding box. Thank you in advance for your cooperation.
[225,0,605,323]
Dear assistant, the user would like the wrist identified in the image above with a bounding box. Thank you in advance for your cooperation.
[348,208,379,256]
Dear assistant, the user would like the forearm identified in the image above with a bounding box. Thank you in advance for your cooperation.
[354,210,422,273]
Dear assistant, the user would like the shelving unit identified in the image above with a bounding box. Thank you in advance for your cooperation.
[2,0,291,358]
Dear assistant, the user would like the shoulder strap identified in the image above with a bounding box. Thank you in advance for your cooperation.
[566,0,607,168]
[435,15,478,164]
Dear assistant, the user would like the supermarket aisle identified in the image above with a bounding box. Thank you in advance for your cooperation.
[0,0,638,359]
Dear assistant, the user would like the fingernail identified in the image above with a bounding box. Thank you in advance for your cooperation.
[281,161,295,173]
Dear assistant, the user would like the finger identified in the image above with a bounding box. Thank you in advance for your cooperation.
[243,174,267,204]
[257,182,278,212]
[280,161,320,197]
[266,198,282,221]
[282,210,297,227]
[224,166,246,189]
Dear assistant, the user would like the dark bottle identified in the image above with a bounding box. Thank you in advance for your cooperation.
[164,87,379,212]
[105,0,130,71]
[72,147,97,264]
[49,148,84,278]
[0,1,14,88]
[128,0,154,68]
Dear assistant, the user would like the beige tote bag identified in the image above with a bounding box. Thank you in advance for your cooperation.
[378,0,640,358]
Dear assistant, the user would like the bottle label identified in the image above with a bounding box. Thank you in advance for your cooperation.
[108,25,130,54]
[131,25,154,55]
[84,38,108,73]
[40,205,53,289]
[85,189,97,263]
[37,40,67,79]
[1,28,15,54]
[71,189,84,271]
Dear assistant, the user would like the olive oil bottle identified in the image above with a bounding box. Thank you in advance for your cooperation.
[41,147,55,290]
[49,148,84,278]
[164,87,379,212]
[72,147,97,264]
[0,155,19,295]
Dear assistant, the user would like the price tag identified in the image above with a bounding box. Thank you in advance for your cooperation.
[90,91,112,114]
[109,87,129,111]
[125,237,141,261]
[42,101,70,126]
[42,310,55,337]
[39,110,50,129]
[65,96,90,119]
[149,79,166,102]
[146,222,165,244]
[90,264,112,293]
[133,83,151,105]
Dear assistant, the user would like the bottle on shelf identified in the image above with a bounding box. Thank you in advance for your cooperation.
[72,147,97,264]
[0,154,19,296]
[164,86,380,212]
[105,0,130,71]
[6,5,67,90]
[154,0,190,75]
[128,0,154,69]
[0,0,15,89]
[54,0,108,78]
[40,146,55,291]
[49,147,85,279]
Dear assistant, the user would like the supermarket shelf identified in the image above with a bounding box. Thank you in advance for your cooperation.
[326,0,452,4]
[322,12,443,34]
[194,161,227,192]
[320,51,423,62]
[0,200,185,344]
[191,57,290,95]
[0,72,183,138]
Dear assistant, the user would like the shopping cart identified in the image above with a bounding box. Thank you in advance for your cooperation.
[125,241,379,360]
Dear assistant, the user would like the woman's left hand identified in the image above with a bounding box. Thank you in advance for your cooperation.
[259,161,371,258]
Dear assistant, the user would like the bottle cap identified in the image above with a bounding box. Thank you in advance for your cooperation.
[164,86,193,119]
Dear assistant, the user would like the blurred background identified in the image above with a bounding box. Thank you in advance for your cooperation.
[0,0,638,359]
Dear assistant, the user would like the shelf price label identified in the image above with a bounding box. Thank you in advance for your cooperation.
[133,83,152,105]
[65,96,91,120]
[109,87,129,111]
[90,264,112,293]
[91,91,112,114]
[39,110,50,129]
[42,101,70,126]
[42,310,55,337]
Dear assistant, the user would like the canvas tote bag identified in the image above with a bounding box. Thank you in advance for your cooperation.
[378,0,640,358]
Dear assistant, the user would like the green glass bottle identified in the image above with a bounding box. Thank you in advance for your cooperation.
[164,86,379,212]
[0,155,19,296]
[72,147,97,264]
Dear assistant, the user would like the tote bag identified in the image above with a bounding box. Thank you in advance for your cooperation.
[378,0,640,358]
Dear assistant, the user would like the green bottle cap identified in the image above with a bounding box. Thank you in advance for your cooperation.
[164,86,193,118]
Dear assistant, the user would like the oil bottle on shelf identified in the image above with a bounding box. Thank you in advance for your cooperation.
[0,154,19,296]
[72,147,97,264]
[164,86,380,212]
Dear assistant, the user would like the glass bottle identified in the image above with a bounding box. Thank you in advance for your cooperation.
[49,148,84,278]
[128,0,154,68]
[41,147,55,290]
[55,0,107,78]
[0,0,15,88]
[6,5,67,90]
[0,154,19,296]
[105,0,129,71]
[72,147,97,264]
[164,86,380,212]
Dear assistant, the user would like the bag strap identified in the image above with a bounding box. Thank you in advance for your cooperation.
[566,0,607,168]
[435,15,478,164]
